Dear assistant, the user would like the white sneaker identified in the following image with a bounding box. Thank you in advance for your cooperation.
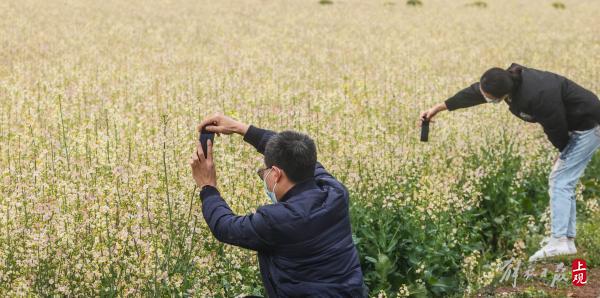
[529,236,573,262]
[541,236,578,254]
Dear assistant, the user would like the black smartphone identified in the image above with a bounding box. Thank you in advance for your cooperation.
[199,127,215,158]
[420,119,429,142]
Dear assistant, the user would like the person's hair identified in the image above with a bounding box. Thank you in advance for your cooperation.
[264,131,317,183]
[480,65,522,98]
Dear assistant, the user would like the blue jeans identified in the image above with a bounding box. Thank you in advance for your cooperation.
[549,125,600,238]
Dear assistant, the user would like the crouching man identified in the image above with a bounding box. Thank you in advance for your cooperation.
[190,113,366,297]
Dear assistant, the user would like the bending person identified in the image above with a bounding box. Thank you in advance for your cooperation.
[420,63,600,262]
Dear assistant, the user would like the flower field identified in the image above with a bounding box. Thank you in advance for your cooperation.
[0,0,598,296]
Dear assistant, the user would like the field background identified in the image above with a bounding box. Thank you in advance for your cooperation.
[1,0,599,296]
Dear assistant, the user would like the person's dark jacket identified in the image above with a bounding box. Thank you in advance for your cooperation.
[444,63,600,151]
[199,125,366,297]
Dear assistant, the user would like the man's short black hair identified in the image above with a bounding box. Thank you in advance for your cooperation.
[480,67,519,98]
[264,131,317,183]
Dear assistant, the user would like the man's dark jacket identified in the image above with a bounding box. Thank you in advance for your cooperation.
[445,63,600,151]
[200,125,365,297]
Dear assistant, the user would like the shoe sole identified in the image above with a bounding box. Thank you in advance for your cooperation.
[529,250,576,262]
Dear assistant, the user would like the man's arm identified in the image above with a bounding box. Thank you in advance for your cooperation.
[200,186,274,251]
[420,83,485,122]
[242,125,277,155]
[444,82,487,111]
[197,113,277,154]
[192,117,276,251]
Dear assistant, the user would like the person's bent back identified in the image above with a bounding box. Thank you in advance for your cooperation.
[190,114,365,297]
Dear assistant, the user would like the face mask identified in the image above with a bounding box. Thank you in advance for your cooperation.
[263,168,278,204]
[484,96,503,104]
[480,85,508,104]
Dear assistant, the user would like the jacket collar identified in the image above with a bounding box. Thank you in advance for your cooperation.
[278,178,318,203]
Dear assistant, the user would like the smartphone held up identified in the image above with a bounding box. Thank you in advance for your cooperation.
[199,127,215,158]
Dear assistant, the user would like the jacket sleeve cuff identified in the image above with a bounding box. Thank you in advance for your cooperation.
[243,125,267,148]
[199,185,221,202]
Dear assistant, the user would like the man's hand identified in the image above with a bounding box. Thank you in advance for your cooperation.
[190,139,217,188]
[419,103,447,126]
[198,113,249,136]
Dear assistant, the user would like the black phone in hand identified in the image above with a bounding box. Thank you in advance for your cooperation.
[199,127,215,158]
[420,119,429,142]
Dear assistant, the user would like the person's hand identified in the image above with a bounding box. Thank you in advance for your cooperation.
[197,113,249,136]
[418,103,447,126]
[419,107,439,123]
[190,139,217,188]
